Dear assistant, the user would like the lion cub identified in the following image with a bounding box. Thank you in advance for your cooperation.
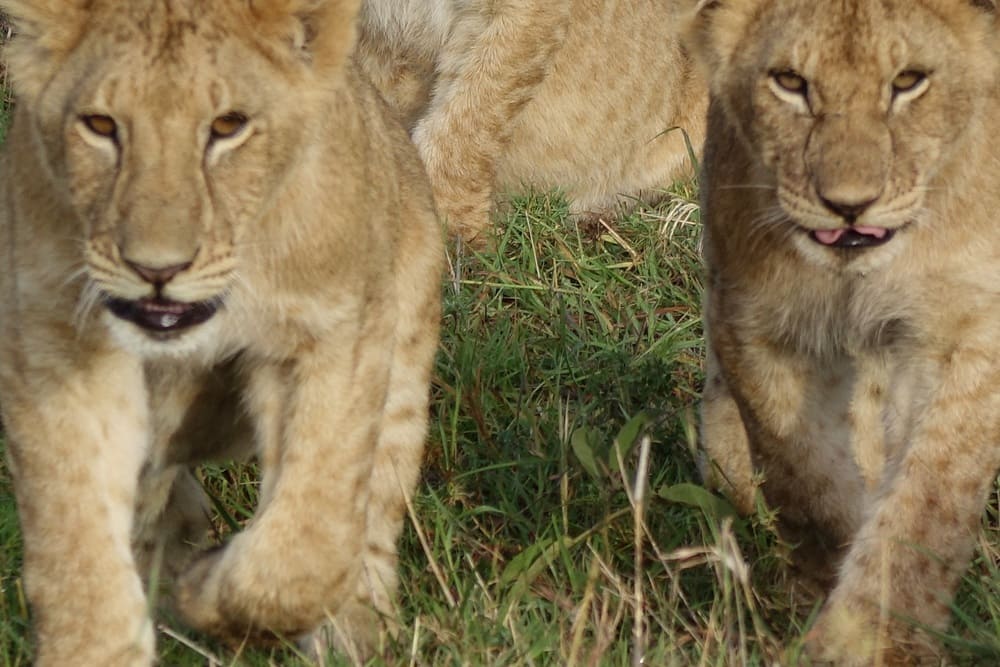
[683,0,1000,663]
[357,0,707,242]
[0,0,442,664]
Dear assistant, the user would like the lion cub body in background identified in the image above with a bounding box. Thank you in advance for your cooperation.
[359,0,707,242]
[685,0,1000,663]
[0,0,442,664]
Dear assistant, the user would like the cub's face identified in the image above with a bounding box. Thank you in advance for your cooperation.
[688,0,998,269]
[13,1,347,356]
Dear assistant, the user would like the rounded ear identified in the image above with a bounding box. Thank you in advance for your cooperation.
[675,0,746,87]
[971,0,996,11]
[249,0,362,73]
[1,0,89,103]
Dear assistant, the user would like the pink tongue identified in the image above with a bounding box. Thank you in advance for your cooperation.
[855,226,888,238]
[813,226,888,245]
[814,229,845,245]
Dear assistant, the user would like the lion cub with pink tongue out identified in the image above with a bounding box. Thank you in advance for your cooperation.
[683,0,1000,663]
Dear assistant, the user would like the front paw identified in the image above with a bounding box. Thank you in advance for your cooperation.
[805,603,940,666]
[172,537,345,644]
[423,164,494,244]
[174,547,286,644]
[805,606,876,666]
[413,122,495,243]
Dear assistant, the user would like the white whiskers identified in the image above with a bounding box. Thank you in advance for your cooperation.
[73,276,104,336]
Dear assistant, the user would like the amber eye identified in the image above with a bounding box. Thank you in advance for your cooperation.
[80,114,118,139]
[771,70,808,95]
[210,112,249,140]
[892,70,927,95]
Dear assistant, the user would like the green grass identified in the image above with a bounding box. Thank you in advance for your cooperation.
[0,89,9,147]
[0,109,999,663]
[0,14,9,145]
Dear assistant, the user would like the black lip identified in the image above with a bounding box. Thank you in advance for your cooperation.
[809,228,896,249]
[105,297,219,334]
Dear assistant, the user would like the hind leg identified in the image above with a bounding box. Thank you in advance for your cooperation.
[133,466,213,598]
[412,0,572,242]
[134,359,253,600]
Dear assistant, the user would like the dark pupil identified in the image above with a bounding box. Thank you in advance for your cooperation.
[87,116,115,136]
[213,114,245,137]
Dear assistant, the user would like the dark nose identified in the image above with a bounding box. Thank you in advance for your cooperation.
[124,259,192,287]
[819,196,877,224]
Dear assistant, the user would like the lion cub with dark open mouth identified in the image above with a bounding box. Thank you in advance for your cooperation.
[0,0,442,664]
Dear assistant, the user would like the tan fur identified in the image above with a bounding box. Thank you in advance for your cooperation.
[357,0,707,242]
[683,0,1000,663]
[0,0,443,664]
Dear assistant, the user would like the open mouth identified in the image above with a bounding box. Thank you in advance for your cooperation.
[809,226,895,249]
[105,296,219,334]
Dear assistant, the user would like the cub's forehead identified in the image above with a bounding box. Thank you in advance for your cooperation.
[84,0,233,41]
[81,1,248,63]
[755,0,971,71]
[70,3,279,108]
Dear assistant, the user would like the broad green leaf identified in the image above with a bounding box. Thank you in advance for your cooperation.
[607,411,650,476]
[571,426,603,480]
[657,482,738,523]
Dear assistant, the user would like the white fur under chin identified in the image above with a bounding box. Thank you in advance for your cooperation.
[103,309,229,362]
